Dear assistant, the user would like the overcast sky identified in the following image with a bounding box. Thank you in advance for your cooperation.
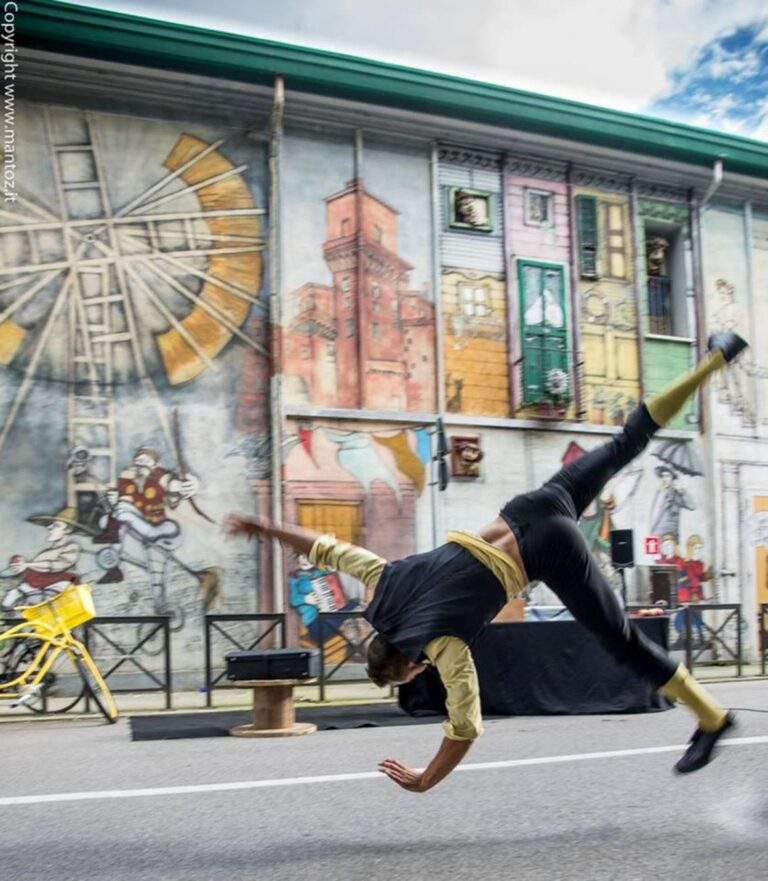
[70,0,768,141]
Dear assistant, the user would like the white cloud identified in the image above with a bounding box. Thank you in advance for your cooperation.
[751,117,768,139]
[748,98,768,139]
[64,0,768,118]
[696,43,762,83]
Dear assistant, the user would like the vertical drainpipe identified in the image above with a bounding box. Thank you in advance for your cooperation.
[696,159,724,601]
[691,188,720,599]
[431,143,446,415]
[565,163,584,419]
[354,129,365,410]
[691,190,708,419]
[430,142,444,549]
[744,201,759,432]
[629,178,646,402]
[269,75,285,615]
[739,199,757,638]
[502,157,518,416]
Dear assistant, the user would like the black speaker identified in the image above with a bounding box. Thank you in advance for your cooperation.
[225,649,320,681]
[610,529,634,568]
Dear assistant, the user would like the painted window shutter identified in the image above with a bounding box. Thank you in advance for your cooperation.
[518,262,569,405]
[576,194,599,279]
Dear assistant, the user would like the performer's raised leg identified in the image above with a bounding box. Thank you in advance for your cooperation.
[534,331,747,773]
[544,332,747,519]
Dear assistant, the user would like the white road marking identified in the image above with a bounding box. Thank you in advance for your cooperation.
[1,736,766,807]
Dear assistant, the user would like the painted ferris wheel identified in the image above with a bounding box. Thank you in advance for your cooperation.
[0,105,267,516]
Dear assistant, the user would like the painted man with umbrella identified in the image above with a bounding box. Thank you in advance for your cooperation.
[649,440,701,542]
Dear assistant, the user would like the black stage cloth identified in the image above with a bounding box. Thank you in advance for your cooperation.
[399,617,673,717]
[129,702,439,741]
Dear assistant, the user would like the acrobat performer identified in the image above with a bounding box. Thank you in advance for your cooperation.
[225,332,746,793]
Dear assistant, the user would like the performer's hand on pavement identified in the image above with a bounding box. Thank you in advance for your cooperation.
[378,758,427,792]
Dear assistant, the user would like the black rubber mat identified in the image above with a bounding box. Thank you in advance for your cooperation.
[129,701,442,740]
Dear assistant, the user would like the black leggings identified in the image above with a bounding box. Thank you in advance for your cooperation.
[500,405,677,687]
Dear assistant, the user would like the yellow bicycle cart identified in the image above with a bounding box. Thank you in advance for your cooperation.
[0,583,118,722]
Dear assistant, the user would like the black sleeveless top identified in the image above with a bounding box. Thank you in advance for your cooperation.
[363,542,507,661]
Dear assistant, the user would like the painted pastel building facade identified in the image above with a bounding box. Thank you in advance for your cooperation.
[5,2,768,675]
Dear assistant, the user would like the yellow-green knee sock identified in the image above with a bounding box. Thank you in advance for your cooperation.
[660,664,727,732]
[646,350,726,427]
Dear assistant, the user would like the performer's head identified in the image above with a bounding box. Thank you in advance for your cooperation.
[366,634,426,687]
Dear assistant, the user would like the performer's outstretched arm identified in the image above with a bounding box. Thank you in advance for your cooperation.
[379,738,472,792]
[379,637,481,792]
[224,513,319,556]
[224,514,387,590]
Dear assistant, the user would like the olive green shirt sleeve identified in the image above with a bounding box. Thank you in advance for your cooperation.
[423,635,483,742]
[308,534,387,593]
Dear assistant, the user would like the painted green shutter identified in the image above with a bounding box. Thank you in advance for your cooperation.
[576,195,599,279]
[518,263,569,405]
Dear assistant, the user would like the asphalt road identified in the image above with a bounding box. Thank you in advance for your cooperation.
[2,679,767,881]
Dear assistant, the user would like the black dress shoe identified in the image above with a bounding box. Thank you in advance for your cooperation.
[674,712,736,774]
[707,332,749,362]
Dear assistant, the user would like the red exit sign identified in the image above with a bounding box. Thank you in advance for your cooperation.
[645,536,660,556]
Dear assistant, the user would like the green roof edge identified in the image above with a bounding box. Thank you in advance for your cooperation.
[16,0,768,180]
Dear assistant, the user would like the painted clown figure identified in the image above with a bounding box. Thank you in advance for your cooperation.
[95,447,199,585]
[118,448,171,525]
[673,535,713,647]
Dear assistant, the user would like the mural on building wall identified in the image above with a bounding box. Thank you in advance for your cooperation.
[506,169,573,419]
[749,498,768,650]
[648,439,702,542]
[288,552,367,663]
[708,276,757,424]
[282,421,430,651]
[1,507,90,610]
[283,136,435,413]
[704,209,768,427]
[439,151,506,415]
[576,190,640,426]
[636,199,696,431]
[643,436,708,615]
[0,104,269,661]
[658,533,712,648]
[442,269,509,416]
[750,216,768,425]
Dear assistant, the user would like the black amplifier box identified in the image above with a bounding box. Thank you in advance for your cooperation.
[225,648,321,681]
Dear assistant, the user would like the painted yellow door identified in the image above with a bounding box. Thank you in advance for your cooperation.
[295,500,365,661]
[296,500,364,545]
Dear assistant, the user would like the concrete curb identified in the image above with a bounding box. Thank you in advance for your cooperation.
[1,673,765,724]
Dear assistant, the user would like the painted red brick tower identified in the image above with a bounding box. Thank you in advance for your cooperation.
[285,179,435,411]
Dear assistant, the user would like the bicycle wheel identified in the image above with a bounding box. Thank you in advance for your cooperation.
[27,642,87,713]
[73,649,118,723]
[1,636,85,713]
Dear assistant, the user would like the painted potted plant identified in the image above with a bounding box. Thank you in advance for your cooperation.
[588,386,610,424]
[608,392,625,426]
[543,367,571,415]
